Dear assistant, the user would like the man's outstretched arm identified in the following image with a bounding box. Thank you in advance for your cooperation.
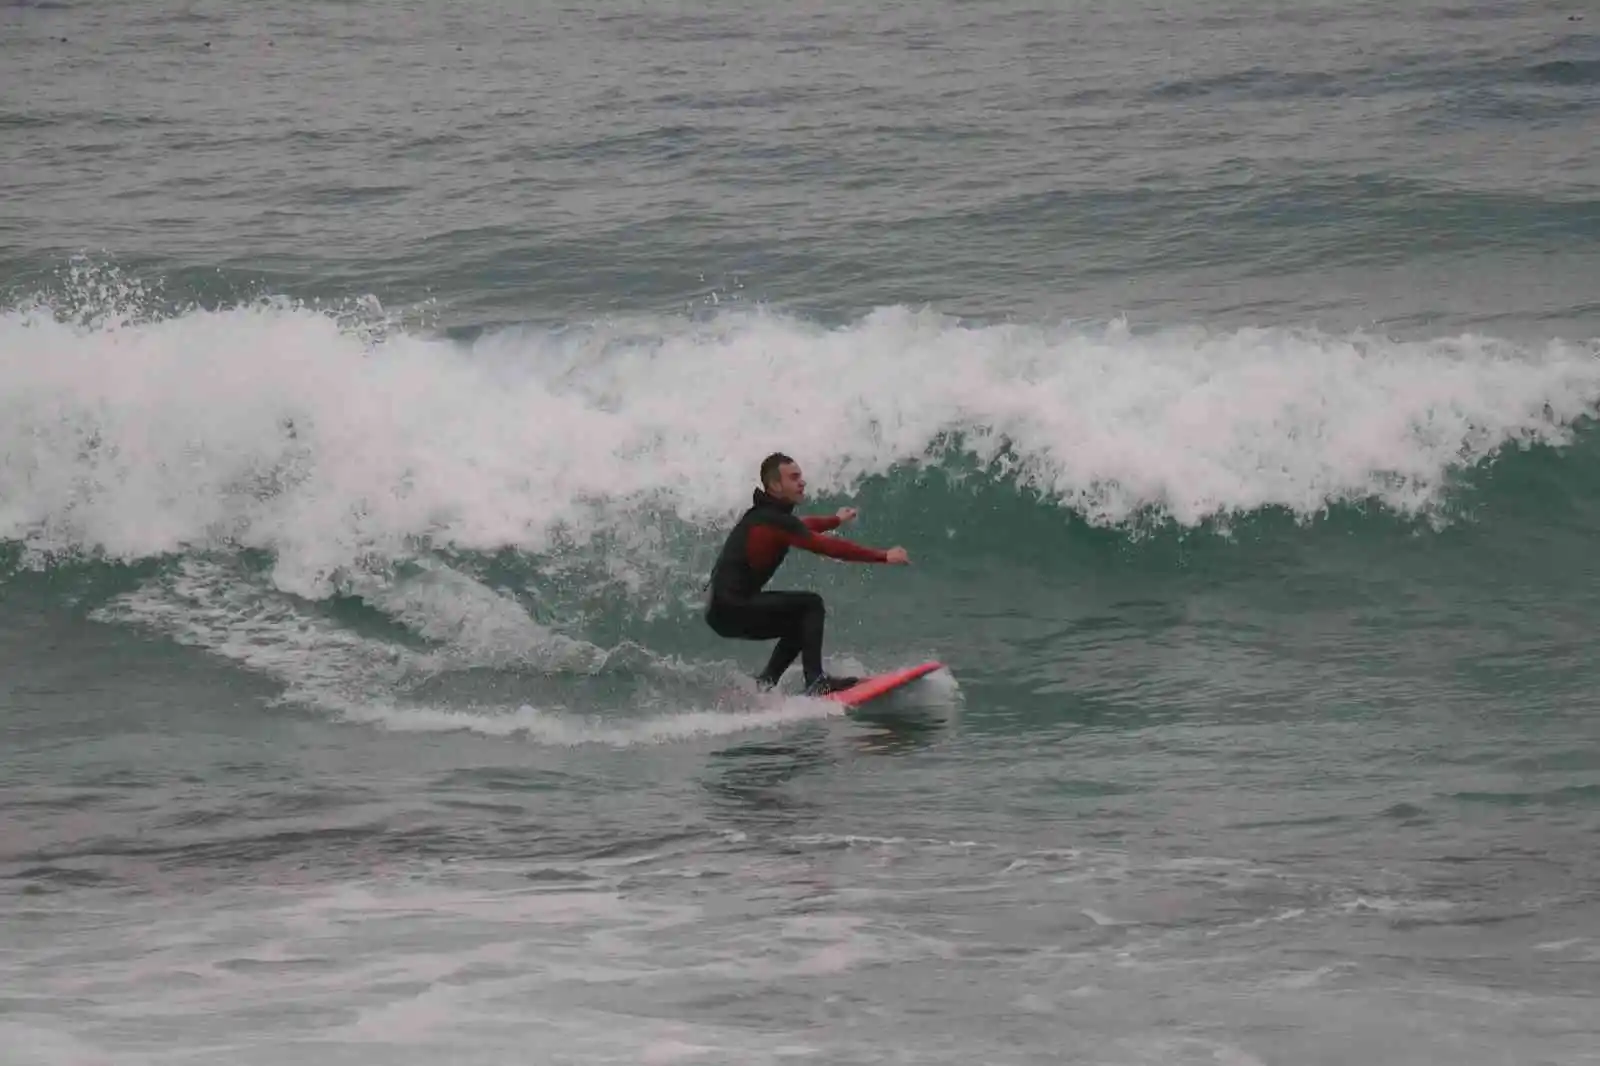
[787,528,888,562]
[749,523,906,564]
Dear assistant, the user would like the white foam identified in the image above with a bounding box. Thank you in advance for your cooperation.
[5,295,1597,597]
[344,555,608,672]
[336,691,844,746]
[91,557,842,745]
[91,557,445,696]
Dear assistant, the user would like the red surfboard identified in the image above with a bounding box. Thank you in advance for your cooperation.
[820,660,944,708]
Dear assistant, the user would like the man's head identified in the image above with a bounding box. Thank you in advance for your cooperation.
[759,451,805,504]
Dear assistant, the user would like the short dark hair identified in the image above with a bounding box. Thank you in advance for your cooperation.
[759,452,794,489]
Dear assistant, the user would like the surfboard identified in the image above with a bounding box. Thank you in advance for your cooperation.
[820,660,944,708]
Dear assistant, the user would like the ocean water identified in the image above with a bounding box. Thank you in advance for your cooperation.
[4,0,1600,1062]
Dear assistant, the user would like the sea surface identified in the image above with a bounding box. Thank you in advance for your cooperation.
[4,1,1600,1063]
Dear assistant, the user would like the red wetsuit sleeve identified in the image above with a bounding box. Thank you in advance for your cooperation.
[746,524,889,568]
[801,514,842,532]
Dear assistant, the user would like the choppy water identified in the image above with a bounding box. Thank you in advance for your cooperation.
[4,1,1600,1063]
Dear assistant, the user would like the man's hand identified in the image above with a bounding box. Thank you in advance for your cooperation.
[885,546,910,564]
[835,507,858,523]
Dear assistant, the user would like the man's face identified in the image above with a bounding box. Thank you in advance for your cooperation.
[769,461,806,504]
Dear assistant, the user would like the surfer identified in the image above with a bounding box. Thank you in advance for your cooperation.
[705,452,910,695]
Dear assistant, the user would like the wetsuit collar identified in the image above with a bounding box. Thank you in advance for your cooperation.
[752,487,794,513]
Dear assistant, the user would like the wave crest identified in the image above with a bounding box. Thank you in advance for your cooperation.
[3,283,1597,600]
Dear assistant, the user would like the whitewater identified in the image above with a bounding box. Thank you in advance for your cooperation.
[6,292,1597,588]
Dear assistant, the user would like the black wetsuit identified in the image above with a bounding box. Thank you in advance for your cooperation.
[705,488,887,689]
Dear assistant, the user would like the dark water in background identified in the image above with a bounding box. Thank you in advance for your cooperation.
[3,1,1600,1063]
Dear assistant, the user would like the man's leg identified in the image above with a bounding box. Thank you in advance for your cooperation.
[757,593,824,687]
[706,591,827,688]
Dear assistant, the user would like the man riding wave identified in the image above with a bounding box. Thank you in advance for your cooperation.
[704,452,910,695]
